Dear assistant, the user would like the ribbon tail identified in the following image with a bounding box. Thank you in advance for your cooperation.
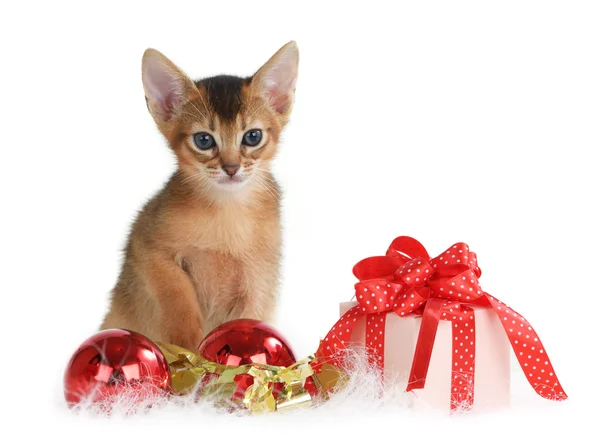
[486,294,568,401]
[405,297,445,391]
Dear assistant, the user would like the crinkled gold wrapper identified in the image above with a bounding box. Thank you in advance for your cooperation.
[157,342,339,414]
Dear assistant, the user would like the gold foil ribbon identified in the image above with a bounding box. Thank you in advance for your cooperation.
[311,362,349,394]
[157,342,327,414]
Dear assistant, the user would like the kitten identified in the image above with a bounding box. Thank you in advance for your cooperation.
[100,41,299,349]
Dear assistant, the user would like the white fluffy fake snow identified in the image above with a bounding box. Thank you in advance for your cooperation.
[49,348,591,437]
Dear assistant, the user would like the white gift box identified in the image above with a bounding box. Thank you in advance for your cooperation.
[340,301,511,412]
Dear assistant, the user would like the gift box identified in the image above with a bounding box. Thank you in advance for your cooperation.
[316,236,567,413]
[339,301,511,412]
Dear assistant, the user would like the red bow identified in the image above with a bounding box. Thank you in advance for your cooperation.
[316,236,567,410]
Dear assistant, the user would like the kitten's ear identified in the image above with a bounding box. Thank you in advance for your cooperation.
[141,49,195,122]
[252,41,299,116]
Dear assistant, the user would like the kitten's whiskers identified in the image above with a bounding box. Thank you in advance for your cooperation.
[250,170,279,202]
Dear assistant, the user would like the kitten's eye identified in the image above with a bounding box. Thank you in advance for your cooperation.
[193,132,216,150]
[242,129,263,147]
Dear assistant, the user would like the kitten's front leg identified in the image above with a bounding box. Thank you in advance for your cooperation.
[144,252,204,349]
[233,266,279,324]
[235,298,277,323]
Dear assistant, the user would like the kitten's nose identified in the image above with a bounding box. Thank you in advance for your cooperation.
[222,164,240,176]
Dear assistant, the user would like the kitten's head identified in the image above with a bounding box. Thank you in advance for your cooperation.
[141,42,298,196]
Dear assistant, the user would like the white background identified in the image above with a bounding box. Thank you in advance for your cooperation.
[1,1,598,435]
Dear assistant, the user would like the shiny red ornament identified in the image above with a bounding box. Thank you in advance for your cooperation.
[198,319,296,399]
[63,329,171,407]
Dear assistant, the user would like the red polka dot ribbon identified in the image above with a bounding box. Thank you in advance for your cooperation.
[315,236,567,410]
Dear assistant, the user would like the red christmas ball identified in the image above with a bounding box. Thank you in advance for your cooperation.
[63,329,171,407]
[198,319,296,400]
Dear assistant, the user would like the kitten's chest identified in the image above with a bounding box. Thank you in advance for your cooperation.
[183,249,244,291]
[169,199,281,305]
[175,205,256,254]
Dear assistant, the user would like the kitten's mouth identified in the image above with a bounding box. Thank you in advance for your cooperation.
[217,176,244,184]
[213,175,249,190]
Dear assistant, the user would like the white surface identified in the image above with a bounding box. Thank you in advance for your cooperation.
[1,1,598,435]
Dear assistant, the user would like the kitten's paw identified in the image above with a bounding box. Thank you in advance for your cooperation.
[162,320,203,350]
[169,330,203,350]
